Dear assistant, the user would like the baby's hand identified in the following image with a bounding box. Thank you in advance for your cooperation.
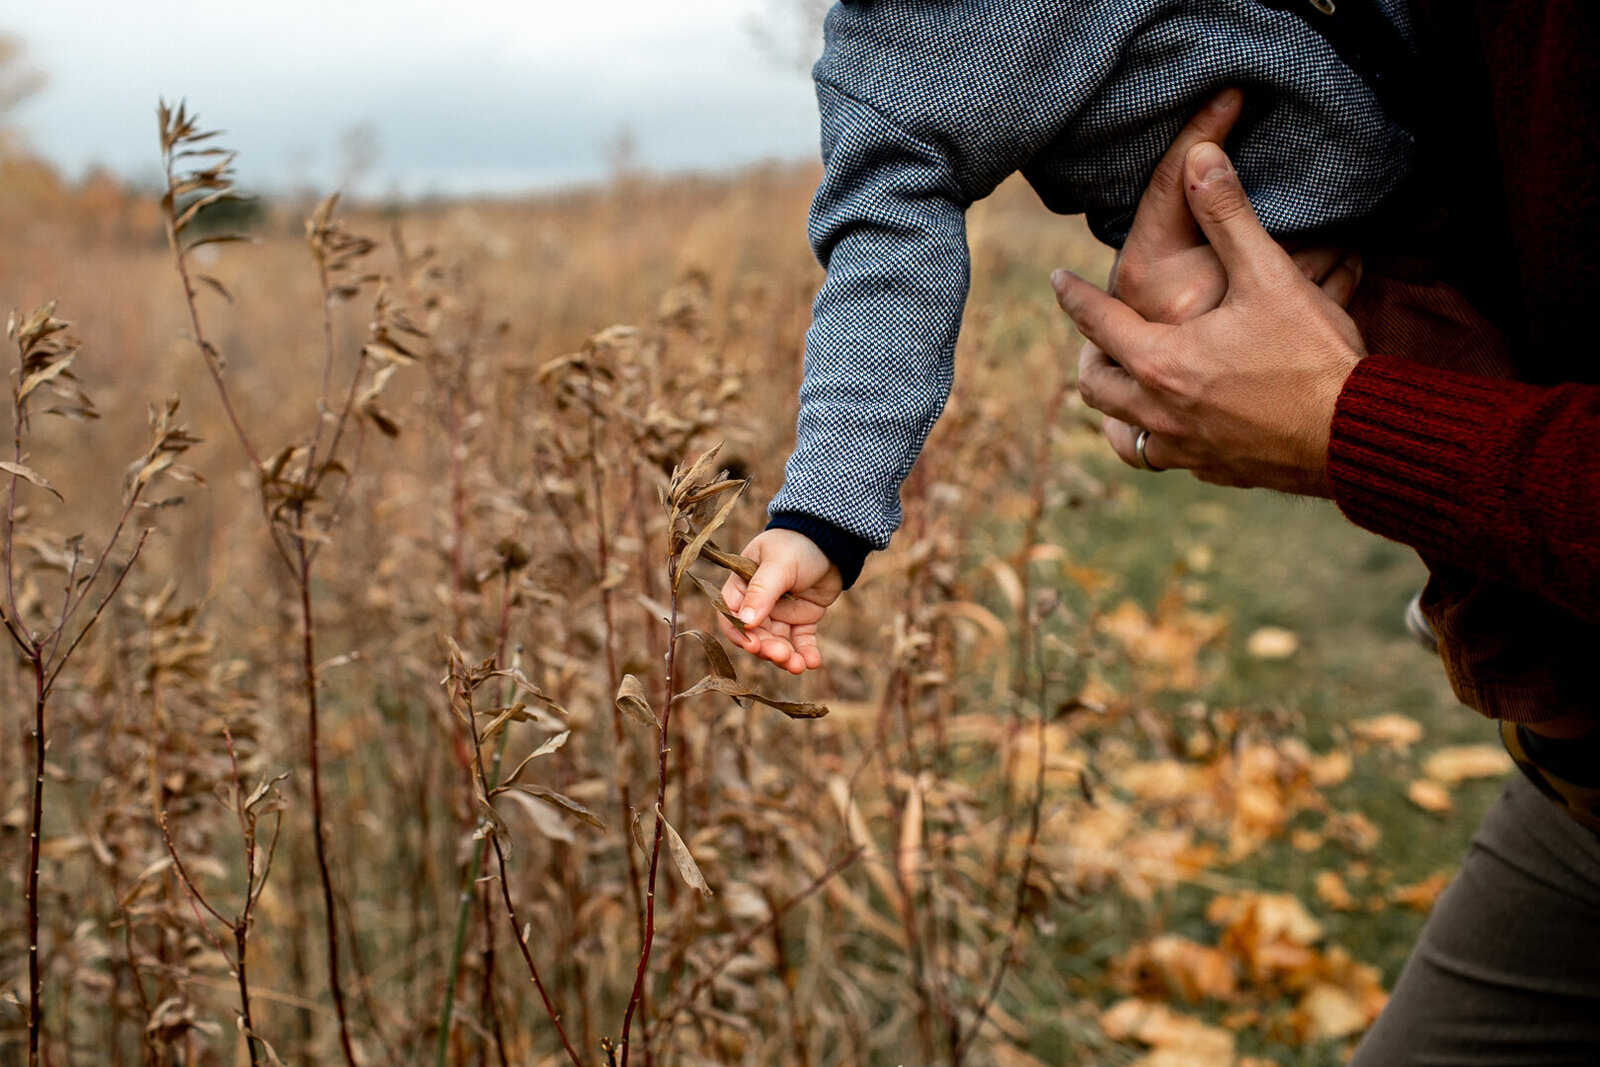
[1111,88,1359,325]
[718,529,843,674]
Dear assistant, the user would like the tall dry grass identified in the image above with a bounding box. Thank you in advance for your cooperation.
[0,112,1452,1067]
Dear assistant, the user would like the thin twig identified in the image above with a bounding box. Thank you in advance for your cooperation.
[452,657,584,1066]
[46,528,151,694]
[649,846,863,1034]
[436,589,521,1067]
[158,813,232,928]
[25,658,45,1067]
[955,690,1049,1062]
[586,363,648,946]
[296,539,359,1066]
[489,835,584,1066]
[159,169,260,468]
[616,567,679,1067]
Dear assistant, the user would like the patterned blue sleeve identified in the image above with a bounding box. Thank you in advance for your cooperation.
[765,0,1418,582]
[766,78,973,555]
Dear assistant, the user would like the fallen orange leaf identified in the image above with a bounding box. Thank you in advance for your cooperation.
[1391,871,1453,912]
[1100,998,1235,1060]
[1295,982,1373,1041]
[1422,744,1513,785]
[1310,748,1353,787]
[1406,779,1454,814]
[1351,714,1424,751]
[1315,870,1359,911]
[1111,934,1240,1003]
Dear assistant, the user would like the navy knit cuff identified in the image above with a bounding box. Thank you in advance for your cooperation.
[766,512,873,590]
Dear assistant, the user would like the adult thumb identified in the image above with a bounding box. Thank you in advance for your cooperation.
[1184,141,1278,289]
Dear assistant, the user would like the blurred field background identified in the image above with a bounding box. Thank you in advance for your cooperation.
[0,42,1519,1067]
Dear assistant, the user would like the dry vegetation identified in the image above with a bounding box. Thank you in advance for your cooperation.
[0,108,1514,1067]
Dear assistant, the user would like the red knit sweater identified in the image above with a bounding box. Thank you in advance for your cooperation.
[1331,359,1600,626]
[1324,0,1600,717]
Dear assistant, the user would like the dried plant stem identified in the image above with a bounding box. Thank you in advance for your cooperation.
[228,729,280,1067]
[296,546,359,1067]
[586,370,648,942]
[25,658,44,1067]
[161,120,400,1063]
[46,528,149,693]
[479,882,511,1067]
[9,380,40,1067]
[955,678,1049,1062]
[616,580,679,1067]
[159,801,270,1067]
[159,196,260,470]
[489,833,582,1066]
[959,386,1063,1063]
[877,583,944,1063]
[992,372,1069,891]
[1012,375,1070,676]
[235,921,261,1065]
[649,846,863,1038]
[435,583,519,1067]
[11,435,151,1067]
[454,660,583,1066]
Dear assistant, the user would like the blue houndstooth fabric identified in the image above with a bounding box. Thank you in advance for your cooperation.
[769,0,1415,560]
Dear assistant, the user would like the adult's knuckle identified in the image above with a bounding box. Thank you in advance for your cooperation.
[1201,180,1253,226]
[1076,373,1103,410]
[1154,287,1204,324]
[1149,414,1189,441]
[1113,254,1150,298]
[1148,154,1186,199]
[1138,351,1185,397]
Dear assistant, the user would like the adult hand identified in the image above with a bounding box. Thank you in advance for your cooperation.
[1110,87,1243,323]
[1054,140,1366,497]
[1112,87,1359,326]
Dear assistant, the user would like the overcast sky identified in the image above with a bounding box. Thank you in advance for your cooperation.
[3,0,824,197]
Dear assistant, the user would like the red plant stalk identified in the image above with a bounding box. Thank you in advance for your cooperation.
[16,508,147,1064]
[158,116,362,1062]
[616,579,679,1067]
[296,550,359,1066]
[454,659,583,1066]
[489,834,583,1066]
[646,846,863,1041]
[586,368,648,941]
[25,658,44,1067]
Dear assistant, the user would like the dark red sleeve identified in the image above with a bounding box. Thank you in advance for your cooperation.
[1327,355,1600,623]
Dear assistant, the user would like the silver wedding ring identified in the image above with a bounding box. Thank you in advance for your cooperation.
[1134,428,1165,473]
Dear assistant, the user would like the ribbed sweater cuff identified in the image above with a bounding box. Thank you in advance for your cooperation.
[1327,355,1507,563]
[766,512,872,590]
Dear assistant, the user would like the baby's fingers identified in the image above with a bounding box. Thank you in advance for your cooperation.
[789,625,824,672]
[719,574,762,652]
[735,556,795,630]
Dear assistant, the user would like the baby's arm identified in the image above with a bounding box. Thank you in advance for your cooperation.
[727,2,1087,670]
[765,77,973,551]
[733,81,978,671]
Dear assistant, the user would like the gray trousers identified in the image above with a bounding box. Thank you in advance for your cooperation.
[1349,772,1600,1066]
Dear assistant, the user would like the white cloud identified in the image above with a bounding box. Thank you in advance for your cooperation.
[3,0,822,194]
